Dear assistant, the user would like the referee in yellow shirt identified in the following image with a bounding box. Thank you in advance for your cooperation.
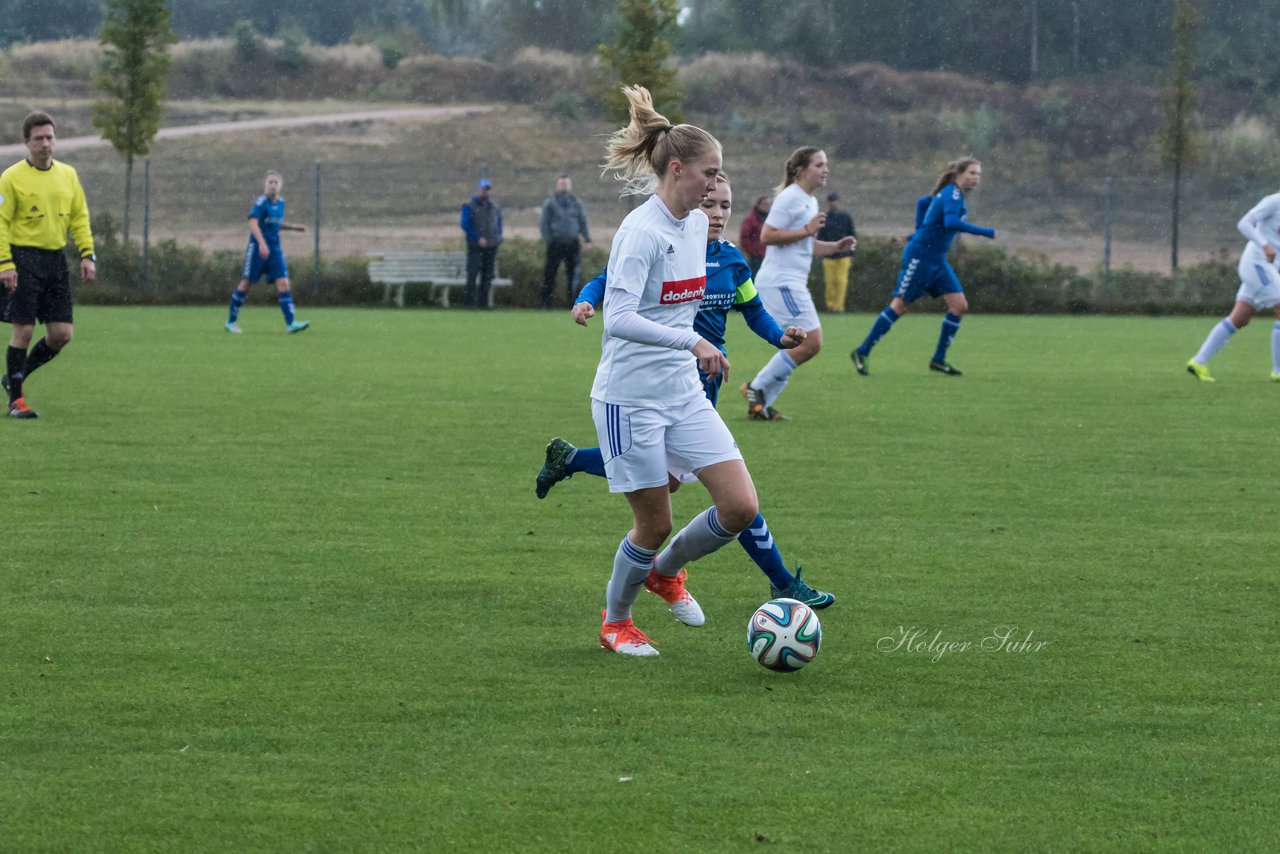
[0,112,96,419]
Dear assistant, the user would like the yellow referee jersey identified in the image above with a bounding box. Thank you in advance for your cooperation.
[0,158,94,273]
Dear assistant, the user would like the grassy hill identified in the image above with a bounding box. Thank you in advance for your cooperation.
[3,40,1276,273]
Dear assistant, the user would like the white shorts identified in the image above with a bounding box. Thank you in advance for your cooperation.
[1236,255,1280,309]
[592,394,743,493]
[758,283,821,332]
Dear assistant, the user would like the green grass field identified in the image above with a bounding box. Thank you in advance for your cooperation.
[2,306,1277,851]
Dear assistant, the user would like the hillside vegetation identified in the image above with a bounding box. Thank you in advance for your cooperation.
[2,39,1274,306]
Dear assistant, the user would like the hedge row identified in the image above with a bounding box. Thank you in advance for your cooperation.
[78,224,1235,316]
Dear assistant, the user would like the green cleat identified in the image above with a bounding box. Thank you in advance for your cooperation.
[287,320,310,334]
[535,437,576,499]
[850,349,869,376]
[1186,359,1214,383]
[770,566,835,609]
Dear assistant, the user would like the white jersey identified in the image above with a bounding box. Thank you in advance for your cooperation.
[756,182,818,288]
[591,196,709,408]
[1237,193,1280,267]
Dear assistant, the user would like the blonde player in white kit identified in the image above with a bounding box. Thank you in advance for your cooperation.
[593,86,762,657]
[1187,193,1280,382]
[742,146,856,420]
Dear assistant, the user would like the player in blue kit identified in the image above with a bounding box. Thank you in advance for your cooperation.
[850,157,996,376]
[224,171,310,334]
[535,173,835,609]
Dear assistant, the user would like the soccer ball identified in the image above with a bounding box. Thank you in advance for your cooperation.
[747,598,822,672]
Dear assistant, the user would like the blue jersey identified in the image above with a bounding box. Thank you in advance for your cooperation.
[579,239,786,354]
[907,183,994,258]
[248,194,286,249]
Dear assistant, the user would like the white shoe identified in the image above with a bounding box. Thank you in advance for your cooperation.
[225,322,242,334]
[600,613,659,656]
[644,568,706,627]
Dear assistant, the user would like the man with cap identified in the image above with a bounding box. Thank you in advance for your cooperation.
[461,178,504,309]
[817,192,856,312]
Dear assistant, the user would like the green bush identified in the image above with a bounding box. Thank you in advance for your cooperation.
[808,235,1232,316]
[490,237,609,308]
[75,221,1236,315]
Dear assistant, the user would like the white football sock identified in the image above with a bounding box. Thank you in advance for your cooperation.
[653,507,739,576]
[1193,318,1237,365]
[751,351,797,407]
[1272,321,1280,374]
[605,535,655,623]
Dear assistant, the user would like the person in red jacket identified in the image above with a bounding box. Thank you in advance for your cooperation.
[738,194,771,276]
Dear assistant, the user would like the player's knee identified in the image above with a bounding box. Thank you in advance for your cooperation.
[47,328,72,349]
[716,498,758,534]
[635,515,673,545]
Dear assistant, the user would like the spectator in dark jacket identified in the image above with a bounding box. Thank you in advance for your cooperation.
[738,194,771,276]
[817,192,856,312]
[539,175,593,309]
[461,178,503,309]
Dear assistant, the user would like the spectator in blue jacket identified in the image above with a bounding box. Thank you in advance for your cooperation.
[460,178,503,309]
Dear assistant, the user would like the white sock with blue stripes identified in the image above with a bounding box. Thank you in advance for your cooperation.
[605,535,657,623]
[751,351,798,407]
[653,507,739,576]
[1194,318,1237,365]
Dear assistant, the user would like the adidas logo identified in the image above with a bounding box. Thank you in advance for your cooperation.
[666,244,675,254]
[29,205,39,212]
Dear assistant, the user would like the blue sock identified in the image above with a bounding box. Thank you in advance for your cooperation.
[858,306,899,355]
[278,291,296,325]
[933,312,962,363]
[567,446,606,478]
[228,289,247,323]
[736,513,794,590]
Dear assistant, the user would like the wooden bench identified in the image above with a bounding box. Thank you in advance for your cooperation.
[367,251,513,308]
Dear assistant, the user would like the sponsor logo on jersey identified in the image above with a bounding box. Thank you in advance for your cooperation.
[705,261,720,268]
[666,244,675,254]
[660,276,706,304]
[699,291,735,310]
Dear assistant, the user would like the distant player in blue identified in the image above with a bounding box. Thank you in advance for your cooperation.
[225,170,310,334]
[534,173,835,609]
[850,157,996,376]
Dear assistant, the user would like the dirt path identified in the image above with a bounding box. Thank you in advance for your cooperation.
[0,103,1193,273]
[0,105,491,157]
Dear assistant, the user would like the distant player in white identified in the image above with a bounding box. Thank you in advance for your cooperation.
[1187,193,1280,382]
[592,86,759,657]
[742,146,855,420]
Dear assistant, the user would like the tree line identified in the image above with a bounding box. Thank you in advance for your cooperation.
[3,0,1276,87]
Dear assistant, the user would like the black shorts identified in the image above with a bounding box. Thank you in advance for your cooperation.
[1,246,74,326]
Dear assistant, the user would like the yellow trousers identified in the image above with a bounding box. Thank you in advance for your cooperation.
[823,256,852,312]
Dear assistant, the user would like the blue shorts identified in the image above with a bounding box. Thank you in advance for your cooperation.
[242,242,288,283]
[892,252,962,304]
[699,369,724,408]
